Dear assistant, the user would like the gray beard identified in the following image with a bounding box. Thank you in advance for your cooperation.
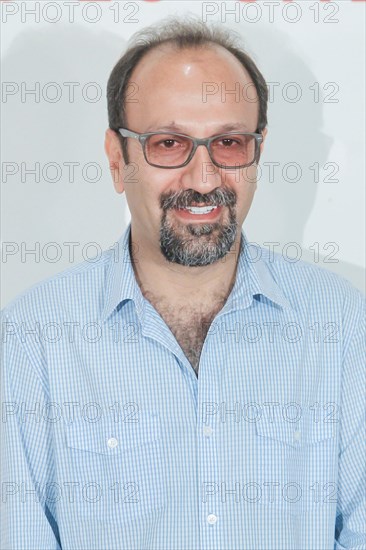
[159,207,238,267]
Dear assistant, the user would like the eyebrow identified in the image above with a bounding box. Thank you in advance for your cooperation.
[144,122,251,134]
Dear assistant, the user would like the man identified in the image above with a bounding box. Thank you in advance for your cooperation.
[1,17,365,550]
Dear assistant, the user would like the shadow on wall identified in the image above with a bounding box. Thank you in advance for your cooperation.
[227,23,365,293]
[2,23,365,306]
[1,25,130,306]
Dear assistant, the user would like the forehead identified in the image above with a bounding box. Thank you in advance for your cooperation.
[126,43,259,132]
[131,42,251,78]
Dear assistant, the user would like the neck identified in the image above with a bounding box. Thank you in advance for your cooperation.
[129,225,242,306]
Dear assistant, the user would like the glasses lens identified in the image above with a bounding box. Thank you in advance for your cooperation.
[145,134,193,167]
[211,134,256,167]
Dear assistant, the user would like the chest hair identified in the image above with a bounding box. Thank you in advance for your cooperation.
[141,290,227,376]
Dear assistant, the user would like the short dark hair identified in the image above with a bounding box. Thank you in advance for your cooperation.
[107,16,268,163]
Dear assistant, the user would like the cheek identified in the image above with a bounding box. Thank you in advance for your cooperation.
[226,167,258,219]
[241,166,258,189]
[126,168,174,221]
[221,167,258,199]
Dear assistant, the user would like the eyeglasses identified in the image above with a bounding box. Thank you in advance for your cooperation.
[116,127,263,169]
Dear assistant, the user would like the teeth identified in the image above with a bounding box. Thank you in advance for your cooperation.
[183,205,217,214]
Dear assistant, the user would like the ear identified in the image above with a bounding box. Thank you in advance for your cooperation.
[260,127,268,155]
[104,129,126,194]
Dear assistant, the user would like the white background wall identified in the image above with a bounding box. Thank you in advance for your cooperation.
[1,0,365,307]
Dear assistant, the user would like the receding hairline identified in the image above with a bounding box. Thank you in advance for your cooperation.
[130,40,254,82]
[106,17,269,162]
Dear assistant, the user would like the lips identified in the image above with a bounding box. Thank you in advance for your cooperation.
[179,205,217,214]
[173,205,223,220]
[183,202,216,207]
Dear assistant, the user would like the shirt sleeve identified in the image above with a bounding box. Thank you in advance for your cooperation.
[1,312,62,550]
[334,291,366,550]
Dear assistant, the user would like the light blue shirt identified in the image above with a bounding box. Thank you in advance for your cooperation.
[1,223,365,550]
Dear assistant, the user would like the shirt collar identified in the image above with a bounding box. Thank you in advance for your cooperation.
[101,223,293,323]
[101,223,145,323]
[223,229,293,313]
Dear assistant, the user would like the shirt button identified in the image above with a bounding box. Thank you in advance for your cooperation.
[293,430,301,441]
[207,514,218,525]
[107,437,118,449]
[203,426,213,437]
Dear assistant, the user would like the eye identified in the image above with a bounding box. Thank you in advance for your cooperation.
[220,138,240,147]
[151,135,186,149]
[212,135,244,149]
[160,139,178,148]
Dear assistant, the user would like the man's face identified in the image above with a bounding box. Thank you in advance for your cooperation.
[105,44,266,266]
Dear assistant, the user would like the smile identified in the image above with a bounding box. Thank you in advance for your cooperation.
[179,205,218,214]
[172,205,223,221]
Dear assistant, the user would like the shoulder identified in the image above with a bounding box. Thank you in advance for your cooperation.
[253,244,365,346]
[257,243,364,301]
[1,247,114,325]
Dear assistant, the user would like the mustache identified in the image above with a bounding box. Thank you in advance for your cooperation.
[160,187,237,211]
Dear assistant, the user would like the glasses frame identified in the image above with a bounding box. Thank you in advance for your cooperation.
[116,127,263,169]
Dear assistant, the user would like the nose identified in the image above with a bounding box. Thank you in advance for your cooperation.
[180,142,221,194]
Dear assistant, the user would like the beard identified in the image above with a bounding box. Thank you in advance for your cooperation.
[159,188,238,267]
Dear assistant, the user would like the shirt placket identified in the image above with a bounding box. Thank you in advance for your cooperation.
[196,334,223,550]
